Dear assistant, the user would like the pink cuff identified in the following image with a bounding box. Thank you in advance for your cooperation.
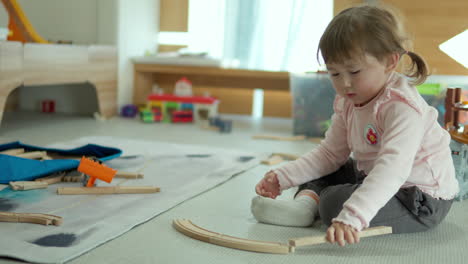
[332,208,367,231]
[273,168,294,191]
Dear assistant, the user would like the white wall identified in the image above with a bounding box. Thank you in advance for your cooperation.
[0,0,159,114]
[0,3,6,27]
[117,0,159,107]
[0,0,98,44]
[97,0,118,45]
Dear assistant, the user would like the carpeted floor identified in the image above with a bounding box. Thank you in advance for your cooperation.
[0,112,467,264]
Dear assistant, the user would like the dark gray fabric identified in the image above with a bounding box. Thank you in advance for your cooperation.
[296,159,454,234]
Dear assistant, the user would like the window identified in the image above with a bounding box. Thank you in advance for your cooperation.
[159,0,333,72]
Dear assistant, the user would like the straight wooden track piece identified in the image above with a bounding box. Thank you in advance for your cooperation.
[0,148,25,155]
[271,152,300,160]
[289,226,392,247]
[62,173,85,182]
[308,137,324,144]
[173,219,293,254]
[252,134,306,141]
[15,151,48,160]
[0,212,63,226]
[200,124,220,131]
[9,181,48,190]
[35,172,66,184]
[114,172,144,179]
[57,186,160,195]
[260,155,284,166]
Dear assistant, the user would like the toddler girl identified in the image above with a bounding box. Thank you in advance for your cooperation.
[252,4,459,247]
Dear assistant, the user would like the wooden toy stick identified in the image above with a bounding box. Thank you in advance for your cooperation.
[57,186,160,195]
[15,151,48,160]
[114,172,144,179]
[272,152,300,160]
[62,174,85,182]
[0,148,25,155]
[308,137,324,144]
[35,172,66,184]
[173,219,293,254]
[252,134,306,141]
[9,181,48,190]
[289,226,392,247]
[0,212,62,226]
[260,155,284,166]
[454,88,462,128]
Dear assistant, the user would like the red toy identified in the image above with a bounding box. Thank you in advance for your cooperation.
[41,100,55,113]
[172,110,193,123]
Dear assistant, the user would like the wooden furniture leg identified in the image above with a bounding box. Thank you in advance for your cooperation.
[0,33,23,127]
[133,69,154,105]
[0,83,22,127]
[89,80,117,119]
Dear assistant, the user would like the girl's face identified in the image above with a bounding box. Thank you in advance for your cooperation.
[326,54,394,106]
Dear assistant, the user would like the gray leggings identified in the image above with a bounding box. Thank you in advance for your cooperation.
[296,159,454,233]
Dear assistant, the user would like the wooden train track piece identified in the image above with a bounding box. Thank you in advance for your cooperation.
[252,134,306,141]
[35,172,66,184]
[308,137,324,144]
[62,173,85,182]
[0,148,25,155]
[15,151,49,160]
[173,219,293,254]
[289,226,392,247]
[57,186,160,195]
[0,212,63,226]
[114,172,144,179]
[271,152,300,160]
[9,181,48,190]
[260,155,284,166]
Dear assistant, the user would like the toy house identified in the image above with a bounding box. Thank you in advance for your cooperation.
[146,94,219,123]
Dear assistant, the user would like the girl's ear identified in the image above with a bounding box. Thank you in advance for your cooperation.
[385,53,400,73]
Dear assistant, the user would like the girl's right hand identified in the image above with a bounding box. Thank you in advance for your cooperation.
[255,171,281,199]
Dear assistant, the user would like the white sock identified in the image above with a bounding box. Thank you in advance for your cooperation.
[250,190,319,227]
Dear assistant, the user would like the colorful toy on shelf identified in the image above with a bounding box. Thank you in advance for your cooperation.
[121,104,138,118]
[143,93,219,123]
[172,110,193,123]
[209,116,232,133]
[77,156,117,187]
[140,108,162,123]
[174,77,193,96]
[444,87,468,200]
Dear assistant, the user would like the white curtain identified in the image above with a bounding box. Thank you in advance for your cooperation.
[188,0,333,72]
[183,0,334,117]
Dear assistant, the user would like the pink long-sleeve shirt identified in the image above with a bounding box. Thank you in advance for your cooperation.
[274,72,459,231]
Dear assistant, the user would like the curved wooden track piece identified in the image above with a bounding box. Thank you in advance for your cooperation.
[0,212,63,226]
[173,219,293,254]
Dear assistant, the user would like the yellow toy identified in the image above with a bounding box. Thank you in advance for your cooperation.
[1,0,49,43]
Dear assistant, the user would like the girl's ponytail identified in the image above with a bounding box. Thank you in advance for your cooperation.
[405,51,429,85]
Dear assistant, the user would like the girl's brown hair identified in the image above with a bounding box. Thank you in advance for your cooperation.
[318,4,428,85]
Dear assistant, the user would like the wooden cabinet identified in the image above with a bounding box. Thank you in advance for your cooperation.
[0,41,118,126]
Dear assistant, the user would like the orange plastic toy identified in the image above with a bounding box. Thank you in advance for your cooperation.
[77,156,117,187]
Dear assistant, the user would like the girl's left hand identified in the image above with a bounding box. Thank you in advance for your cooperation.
[326,222,360,247]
